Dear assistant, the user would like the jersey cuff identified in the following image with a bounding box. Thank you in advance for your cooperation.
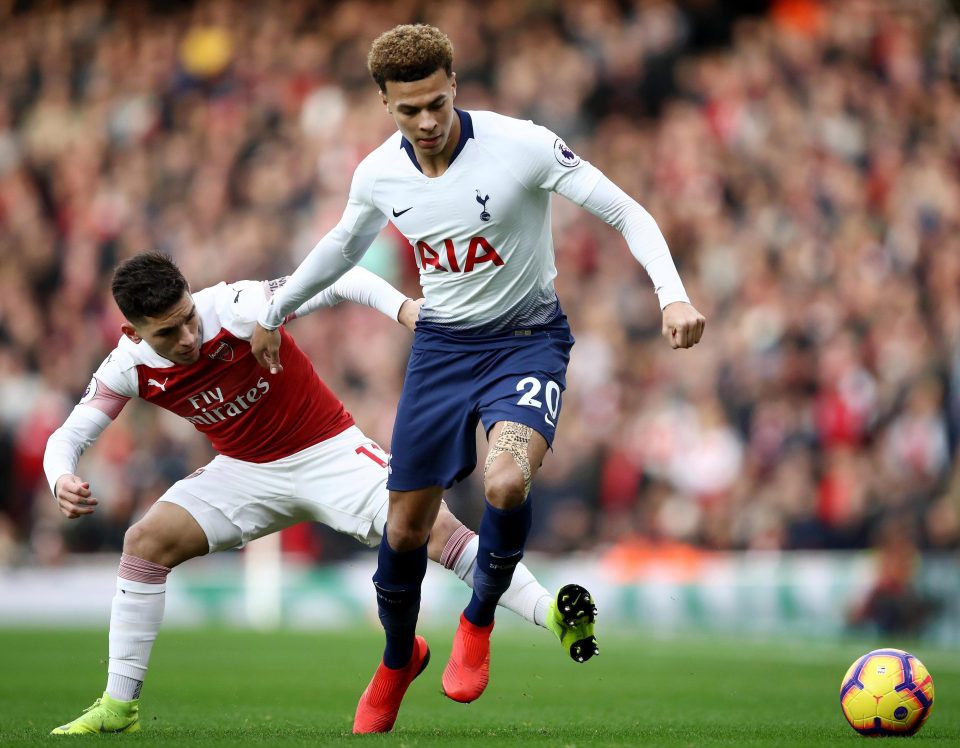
[257,302,283,331]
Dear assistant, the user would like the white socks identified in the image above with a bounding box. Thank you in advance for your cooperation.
[102,534,552,704]
[105,554,170,702]
[533,594,552,627]
[440,527,552,628]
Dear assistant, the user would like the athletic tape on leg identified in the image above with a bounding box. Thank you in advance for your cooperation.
[484,422,533,497]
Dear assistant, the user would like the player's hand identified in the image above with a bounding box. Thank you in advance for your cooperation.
[662,301,706,349]
[251,323,283,374]
[398,298,425,332]
[54,474,99,519]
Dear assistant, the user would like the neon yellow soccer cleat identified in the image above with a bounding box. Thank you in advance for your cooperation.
[51,691,140,735]
[546,583,599,663]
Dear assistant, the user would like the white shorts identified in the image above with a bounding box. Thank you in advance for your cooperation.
[158,425,390,553]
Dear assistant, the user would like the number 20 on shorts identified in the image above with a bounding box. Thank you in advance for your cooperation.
[515,376,560,426]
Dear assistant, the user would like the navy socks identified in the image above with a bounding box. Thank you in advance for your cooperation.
[372,534,428,669]
[464,499,532,627]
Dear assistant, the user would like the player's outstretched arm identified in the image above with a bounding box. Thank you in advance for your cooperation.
[251,268,422,370]
[250,235,375,374]
[252,172,388,373]
[662,300,706,350]
[285,267,422,331]
[44,402,116,518]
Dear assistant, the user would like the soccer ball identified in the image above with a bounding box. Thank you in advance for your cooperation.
[840,648,935,736]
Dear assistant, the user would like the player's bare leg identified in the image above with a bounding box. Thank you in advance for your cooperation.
[52,503,208,735]
[354,486,442,734]
[442,421,550,703]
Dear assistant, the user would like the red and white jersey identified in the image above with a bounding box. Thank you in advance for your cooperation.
[43,267,407,495]
[83,280,354,462]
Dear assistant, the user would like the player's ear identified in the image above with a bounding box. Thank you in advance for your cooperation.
[450,71,457,99]
[121,322,141,344]
[379,89,389,111]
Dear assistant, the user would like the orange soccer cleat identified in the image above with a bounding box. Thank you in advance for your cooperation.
[353,635,431,734]
[441,613,495,703]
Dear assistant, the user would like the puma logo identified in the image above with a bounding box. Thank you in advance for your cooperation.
[147,377,169,392]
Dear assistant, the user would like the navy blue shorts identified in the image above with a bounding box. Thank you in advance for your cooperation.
[387,316,575,491]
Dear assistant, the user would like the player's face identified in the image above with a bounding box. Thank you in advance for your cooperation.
[122,292,202,365]
[381,69,458,161]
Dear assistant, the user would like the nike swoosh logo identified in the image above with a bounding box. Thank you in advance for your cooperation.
[392,207,413,217]
[490,551,522,560]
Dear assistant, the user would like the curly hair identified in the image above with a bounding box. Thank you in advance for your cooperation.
[112,251,189,322]
[367,24,454,91]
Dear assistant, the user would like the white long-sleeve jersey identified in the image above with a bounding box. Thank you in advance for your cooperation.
[260,109,689,333]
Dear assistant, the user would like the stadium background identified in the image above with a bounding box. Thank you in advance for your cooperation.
[0,0,958,653]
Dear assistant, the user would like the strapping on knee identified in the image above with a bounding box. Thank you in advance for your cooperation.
[484,421,534,497]
[440,525,477,570]
[118,553,171,585]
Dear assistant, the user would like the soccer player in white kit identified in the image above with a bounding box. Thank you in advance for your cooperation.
[45,251,575,735]
[251,25,706,733]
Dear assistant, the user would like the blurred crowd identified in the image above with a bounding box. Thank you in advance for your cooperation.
[1,0,959,568]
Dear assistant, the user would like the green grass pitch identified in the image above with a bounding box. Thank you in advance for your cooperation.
[2,626,957,746]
